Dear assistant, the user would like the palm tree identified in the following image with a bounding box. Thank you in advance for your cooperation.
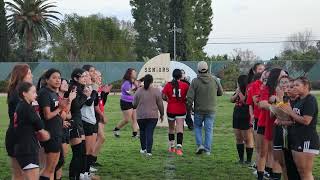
[6,0,60,61]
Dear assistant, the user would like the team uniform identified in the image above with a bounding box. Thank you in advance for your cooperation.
[81,87,98,136]
[5,89,20,157]
[246,80,263,131]
[95,87,109,124]
[67,81,88,139]
[233,93,250,130]
[258,85,275,140]
[289,94,320,154]
[14,100,45,170]
[58,95,70,144]
[38,87,63,153]
[162,81,189,120]
[120,80,136,111]
[284,99,301,180]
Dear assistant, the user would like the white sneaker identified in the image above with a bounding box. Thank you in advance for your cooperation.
[252,170,258,177]
[113,130,120,137]
[90,166,98,173]
[196,145,205,154]
[140,149,147,154]
[84,172,90,180]
[80,173,86,180]
[146,153,152,157]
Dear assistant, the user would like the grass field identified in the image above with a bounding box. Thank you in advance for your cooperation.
[0,95,319,180]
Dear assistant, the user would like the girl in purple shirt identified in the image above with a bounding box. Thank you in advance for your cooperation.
[113,68,139,138]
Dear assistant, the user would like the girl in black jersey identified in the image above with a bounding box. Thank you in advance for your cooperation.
[14,82,50,180]
[67,68,92,180]
[6,64,33,180]
[230,75,254,164]
[38,69,67,180]
[280,77,319,180]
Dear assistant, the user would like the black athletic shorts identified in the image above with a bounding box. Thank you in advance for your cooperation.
[232,106,250,130]
[83,121,97,136]
[62,128,70,144]
[257,126,265,135]
[253,118,259,131]
[42,136,62,153]
[273,126,285,150]
[69,120,85,139]
[167,113,187,121]
[290,133,320,155]
[120,100,134,111]
[16,154,39,170]
[5,128,16,157]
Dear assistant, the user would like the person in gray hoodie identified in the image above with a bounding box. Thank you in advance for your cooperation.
[186,61,223,155]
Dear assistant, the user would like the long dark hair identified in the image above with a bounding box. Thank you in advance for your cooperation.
[143,74,153,90]
[71,68,85,82]
[266,68,283,95]
[39,68,61,89]
[18,82,34,100]
[248,63,263,83]
[171,69,182,99]
[7,64,30,101]
[238,75,248,95]
[82,64,95,71]
[123,68,135,83]
[295,76,311,91]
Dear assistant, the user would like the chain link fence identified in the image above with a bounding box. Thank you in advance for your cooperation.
[0,60,319,92]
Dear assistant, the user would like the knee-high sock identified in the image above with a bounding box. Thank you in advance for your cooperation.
[81,140,88,173]
[236,144,244,161]
[246,147,253,162]
[69,143,83,179]
[177,133,183,146]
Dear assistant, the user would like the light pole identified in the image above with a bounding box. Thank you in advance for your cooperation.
[168,23,182,61]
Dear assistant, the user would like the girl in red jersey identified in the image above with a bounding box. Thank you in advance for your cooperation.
[257,68,287,180]
[162,69,189,156]
[231,75,254,164]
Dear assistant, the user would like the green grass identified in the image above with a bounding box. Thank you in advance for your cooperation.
[0,95,319,180]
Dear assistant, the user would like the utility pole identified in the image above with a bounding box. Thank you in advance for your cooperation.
[168,23,182,61]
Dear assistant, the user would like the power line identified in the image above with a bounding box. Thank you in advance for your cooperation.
[206,40,320,45]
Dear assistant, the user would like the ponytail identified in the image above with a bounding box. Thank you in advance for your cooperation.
[247,68,255,83]
[143,74,153,90]
[171,69,182,100]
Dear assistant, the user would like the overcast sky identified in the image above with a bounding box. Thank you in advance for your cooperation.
[51,0,320,59]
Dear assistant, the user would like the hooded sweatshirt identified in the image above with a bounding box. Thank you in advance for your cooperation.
[187,73,223,114]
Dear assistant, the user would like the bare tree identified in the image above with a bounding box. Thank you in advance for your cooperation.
[285,30,314,53]
[232,48,260,61]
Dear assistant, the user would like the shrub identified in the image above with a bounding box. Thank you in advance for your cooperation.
[0,80,8,93]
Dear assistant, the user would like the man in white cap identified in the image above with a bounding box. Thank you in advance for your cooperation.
[186,61,223,155]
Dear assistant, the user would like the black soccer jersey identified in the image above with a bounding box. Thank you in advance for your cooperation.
[8,89,21,129]
[14,100,44,156]
[291,95,318,136]
[38,87,63,137]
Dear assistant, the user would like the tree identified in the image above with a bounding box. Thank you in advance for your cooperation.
[275,30,320,75]
[0,0,9,61]
[130,0,213,61]
[49,14,136,62]
[130,0,159,60]
[6,0,60,61]
[284,30,314,53]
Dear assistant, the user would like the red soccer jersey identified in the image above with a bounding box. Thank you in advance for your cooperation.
[257,85,276,127]
[257,85,269,127]
[247,80,263,118]
[162,81,189,114]
[98,87,105,113]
